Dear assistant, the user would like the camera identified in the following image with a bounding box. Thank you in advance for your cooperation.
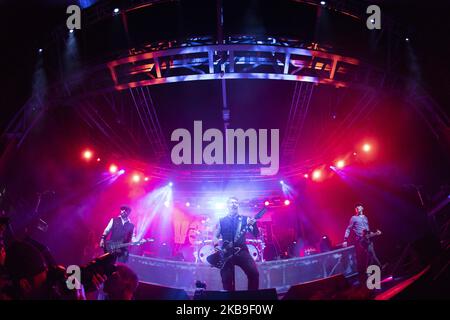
[48,252,117,296]
[80,253,117,292]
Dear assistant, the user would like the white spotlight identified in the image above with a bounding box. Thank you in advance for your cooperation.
[69,29,74,34]
[320,1,326,5]
[164,200,170,208]
[38,48,43,53]
[215,202,225,210]
[168,182,173,187]
[113,8,120,14]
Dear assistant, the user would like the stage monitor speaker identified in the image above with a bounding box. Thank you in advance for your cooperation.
[134,282,190,300]
[194,288,278,300]
[282,274,349,300]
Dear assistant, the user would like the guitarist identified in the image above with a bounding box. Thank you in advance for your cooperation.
[343,203,382,284]
[212,197,259,291]
[100,206,135,263]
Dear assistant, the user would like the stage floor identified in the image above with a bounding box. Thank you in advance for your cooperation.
[127,246,358,293]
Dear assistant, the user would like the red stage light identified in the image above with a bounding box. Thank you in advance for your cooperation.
[362,143,371,152]
[109,164,118,174]
[96,158,101,162]
[284,199,291,206]
[336,160,345,169]
[304,173,309,179]
[312,169,322,180]
[132,174,141,183]
[264,200,270,206]
[82,149,93,160]
[144,177,149,182]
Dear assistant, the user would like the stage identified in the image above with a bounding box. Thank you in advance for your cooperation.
[127,246,357,294]
[0,0,449,302]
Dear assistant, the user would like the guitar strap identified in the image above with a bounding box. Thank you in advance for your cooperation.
[234,216,246,243]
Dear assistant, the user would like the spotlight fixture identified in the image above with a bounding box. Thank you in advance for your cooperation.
[113,8,120,14]
[132,174,141,183]
[38,48,43,53]
[304,173,309,179]
[164,200,170,208]
[362,143,371,153]
[144,177,149,182]
[280,180,284,185]
[264,200,270,206]
[336,160,345,169]
[82,149,93,160]
[185,202,190,207]
[320,1,326,5]
[168,182,173,187]
[69,29,74,34]
[405,37,410,42]
[118,169,125,175]
[109,164,118,174]
[284,199,291,206]
[312,169,322,181]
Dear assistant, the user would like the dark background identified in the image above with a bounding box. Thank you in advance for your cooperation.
[0,0,448,266]
[1,0,449,131]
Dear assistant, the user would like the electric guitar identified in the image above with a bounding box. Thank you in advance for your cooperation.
[359,229,382,247]
[103,238,154,254]
[207,207,267,269]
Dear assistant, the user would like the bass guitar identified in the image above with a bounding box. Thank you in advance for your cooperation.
[103,238,153,254]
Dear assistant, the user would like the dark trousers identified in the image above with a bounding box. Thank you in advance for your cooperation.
[220,249,259,291]
[116,250,129,263]
[355,241,381,285]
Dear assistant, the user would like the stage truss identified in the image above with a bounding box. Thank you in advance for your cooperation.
[2,1,449,182]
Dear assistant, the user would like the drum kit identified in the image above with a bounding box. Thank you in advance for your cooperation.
[189,218,266,264]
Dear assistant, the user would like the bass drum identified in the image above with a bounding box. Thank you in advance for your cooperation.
[198,244,216,264]
[246,244,260,261]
